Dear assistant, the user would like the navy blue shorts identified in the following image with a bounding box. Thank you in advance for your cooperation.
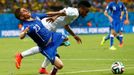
[40,33,65,64]
[110,21,123,33]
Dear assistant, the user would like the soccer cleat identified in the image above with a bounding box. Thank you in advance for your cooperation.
[15,53,23,69]
[63,41,71,46]
[109,46,117,50]
[39,68,49,74]
[100,36,105,46]
[119,41,123,48]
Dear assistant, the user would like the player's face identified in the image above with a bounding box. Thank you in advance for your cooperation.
[78,6,89,17]
[19,8,31,20]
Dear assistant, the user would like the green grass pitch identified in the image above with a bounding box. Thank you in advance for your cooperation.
[0,34,134,75]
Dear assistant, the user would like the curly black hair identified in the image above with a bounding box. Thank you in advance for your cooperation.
[14,8,21,20]
[78,1,91,8]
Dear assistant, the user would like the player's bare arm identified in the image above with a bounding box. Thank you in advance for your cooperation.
[64,25,82,44]
[19,26,29,39]
[46,10,67,23]
[124,12,129,25]
[104,11,113,23]
[120,11,124,20]
[46,14,62,23]
[47,11,66,17]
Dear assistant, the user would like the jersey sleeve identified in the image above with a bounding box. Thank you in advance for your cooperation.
[21,23,32,34]
[121,3,128,14]
[21,25,28,32]
[105,2,112,12]
[63,7,79,17]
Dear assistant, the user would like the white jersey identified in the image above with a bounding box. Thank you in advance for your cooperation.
[41,7,79,31]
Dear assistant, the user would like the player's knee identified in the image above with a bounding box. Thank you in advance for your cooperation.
[58,63,64,69]
[57,63,64,69]
[54,57,64,69]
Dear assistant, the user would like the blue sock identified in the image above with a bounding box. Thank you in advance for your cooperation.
[110,35,114,47]
[105,34,110,41]
[119,35,123,44]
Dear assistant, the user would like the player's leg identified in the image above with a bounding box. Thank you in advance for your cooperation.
[50,54,61,75]
[39,58,50,74]
[116,35,120,41]
[101,34,110,45]
[109,29,117,50]
[60,35,70,46]
[15,46,40,69]
[40,49,63,75]
[101,26,111,45]
[119,32,123,47]
[50,56,64,75]
[39,53,60,74]
[118,22,124,47]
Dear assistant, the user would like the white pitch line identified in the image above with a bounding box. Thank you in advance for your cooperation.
[58,67,134,75]
[58,69,110,75]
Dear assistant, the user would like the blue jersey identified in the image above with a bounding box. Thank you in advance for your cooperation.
[105,1,127,21]
[21,13,58,48]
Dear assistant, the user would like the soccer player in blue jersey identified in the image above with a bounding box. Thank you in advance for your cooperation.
[101,12,129,47]
[102,0,129,50]
[14,1,91,74]
[14,8,69,75]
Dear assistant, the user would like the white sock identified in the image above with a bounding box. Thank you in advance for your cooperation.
[21,46,40,57]
[41,58,51,68]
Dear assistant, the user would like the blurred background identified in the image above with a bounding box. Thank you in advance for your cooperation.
[0,0,134,13]
[0,0,134,37]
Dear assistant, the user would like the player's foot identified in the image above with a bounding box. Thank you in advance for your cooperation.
[109,46,117,50]
[119,41,123,48]
[64,41,70,46]
[15,53,23,69]
[101,36,105,46]
[39,68,49,74]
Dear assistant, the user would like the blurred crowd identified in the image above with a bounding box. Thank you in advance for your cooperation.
[0,0,134,13]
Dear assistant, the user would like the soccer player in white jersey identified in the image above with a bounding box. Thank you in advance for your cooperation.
[39,1,91,74]
[15,1,91,75]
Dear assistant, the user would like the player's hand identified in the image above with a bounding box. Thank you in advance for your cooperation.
[24,26,30,33]
[73,35,82,44]
[124,19,129,25]
[120,16,123,20]
[46,17,55,23]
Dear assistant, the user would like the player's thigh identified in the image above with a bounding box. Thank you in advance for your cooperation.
[40,44,57,64]
[54,57,64,69]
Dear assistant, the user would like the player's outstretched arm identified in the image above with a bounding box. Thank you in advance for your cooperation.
[19,27,29,39]
[47,11,66,17]
[104,11,113,23]
[64,25,82,44]
[46,14,62,23]
[46,11,66,23]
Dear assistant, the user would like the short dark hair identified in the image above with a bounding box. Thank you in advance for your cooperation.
[78,1,91,8]
[14,8,21,20]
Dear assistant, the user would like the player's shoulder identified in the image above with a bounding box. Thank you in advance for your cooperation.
[64,7,78,11]
[63,7,79,16]
[107,1,114,7]
[118,1,124,5]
